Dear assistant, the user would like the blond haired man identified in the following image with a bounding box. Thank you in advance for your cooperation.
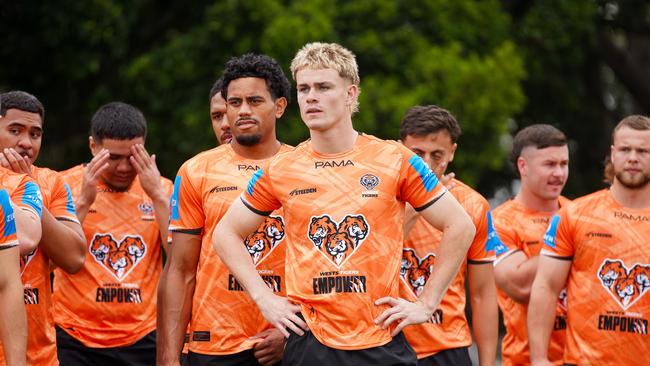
[212,42,474,365]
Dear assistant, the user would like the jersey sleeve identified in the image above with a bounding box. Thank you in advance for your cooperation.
[240,162,281,216]
[397,149,446,211]
[541,208,574,259]
[491,211,520,265]
[0,189,18,248]
[169,162,205,235]
[48,174,80,224]
[11,175,43,218]
[467,201,496,264]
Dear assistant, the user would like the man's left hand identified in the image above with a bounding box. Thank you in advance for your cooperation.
[251,328,285,366]
[0,148,32,177]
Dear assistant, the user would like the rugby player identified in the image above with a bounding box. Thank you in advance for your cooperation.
[158,54,289,366]
[54,102,172,365]
[491,124,569,365]
[529,115,650,365]
[400,105,499,366]
[209,77,233,145]
[212,42,474,365]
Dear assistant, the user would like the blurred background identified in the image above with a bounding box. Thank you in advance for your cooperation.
[1,0,648,200]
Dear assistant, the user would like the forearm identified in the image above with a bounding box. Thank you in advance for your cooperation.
[213,228,272,303]
[151,192,170,254]
[419,224,473,309]
[157,266,195,365]
[527,284,558,362]
[0,269,27,366]
[471,295,498,366]
[74,196,92,224]
[39,209,85,273]
[14,207,41,255]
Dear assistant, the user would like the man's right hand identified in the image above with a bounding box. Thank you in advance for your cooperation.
[78,149,110,207]
[256,293,309,338]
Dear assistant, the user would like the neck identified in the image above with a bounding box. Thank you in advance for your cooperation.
[609,179,650,209]
[230,138,281,160]
[515,185,560,213]
[310,116,358,154]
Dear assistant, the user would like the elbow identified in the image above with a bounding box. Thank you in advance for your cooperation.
[18,237,39,256]
[61,253,86,274]
[509,286,531,304]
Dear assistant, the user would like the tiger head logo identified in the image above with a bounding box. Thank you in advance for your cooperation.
[401,249,436,296]
[307,214,370,268]
[20,249,38,275]
[244,216,285,266]
[339,215,369,245]
[90,234,118,262]
[597,259,650,310]
[308,215,337,250]
[89,234,148,281]
[325,233,355,266]
[107,250,133,279]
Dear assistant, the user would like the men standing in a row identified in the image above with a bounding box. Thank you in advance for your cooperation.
[492,124,570,365]
[0,90,86,365]
[399,105,499,366]
[158,54,290,366]
[213,42,474,366]
[54,102,172,365]
[529,115,650,365]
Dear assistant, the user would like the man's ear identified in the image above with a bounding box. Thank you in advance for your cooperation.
[274,97,288,119]
[89,136,100,156]
[517,156,527,177]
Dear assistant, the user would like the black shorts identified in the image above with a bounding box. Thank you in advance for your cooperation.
[56,326,155,366]
[188,349,265,366]
[283,330,416,366]
[417,347,472,366]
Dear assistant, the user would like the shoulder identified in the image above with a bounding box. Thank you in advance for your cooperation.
[452,180,489,212]
[562,189,608,216]
[181,146,227,173]
[59,164,85,181]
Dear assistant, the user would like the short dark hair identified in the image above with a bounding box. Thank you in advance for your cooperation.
[90,102,147,142]
[209,76,224,101]
[510,124,567,176]
[0,91,45,122]
[220,53,291,103]
[400,105,461,143]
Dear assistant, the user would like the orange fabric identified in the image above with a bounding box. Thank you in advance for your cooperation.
[242,134,446,350]
[53,164,172,347]
[0,169,52,364]
[169,144,291,355]
[492,197,570,366]
[0,189,17,248]
[541,189,650,365]
[400,179,495,358]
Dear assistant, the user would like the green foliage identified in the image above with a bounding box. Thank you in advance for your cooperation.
[1,0,526,194]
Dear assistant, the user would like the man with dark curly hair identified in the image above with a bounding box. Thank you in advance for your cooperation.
[158,53,291,366]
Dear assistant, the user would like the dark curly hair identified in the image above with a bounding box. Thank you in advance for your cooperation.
[220,53,291,103]
[209,76,223,101]
[0,91,44,122]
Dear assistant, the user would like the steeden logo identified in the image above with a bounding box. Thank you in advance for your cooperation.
[289,188,317,196]
[209,185,239,194]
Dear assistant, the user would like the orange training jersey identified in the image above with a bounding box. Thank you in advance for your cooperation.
[53,164,173,347]
[400,179,496,358]
[169,143,291,355]
[241,134,446,350]
[541,189,650,365]
[1,167,78,365]
[0,188,18,248]
[491,197,570,366]
[0,169,45,364]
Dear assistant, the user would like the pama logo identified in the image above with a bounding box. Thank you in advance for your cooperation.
[597,259,650,310]
[89,234,147,281]
[307,214,369,267]
[401,248,436,296]
[244,216,285,266]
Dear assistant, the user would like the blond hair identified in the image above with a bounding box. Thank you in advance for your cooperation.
[613,115,650,142]
[290,42,360,113]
